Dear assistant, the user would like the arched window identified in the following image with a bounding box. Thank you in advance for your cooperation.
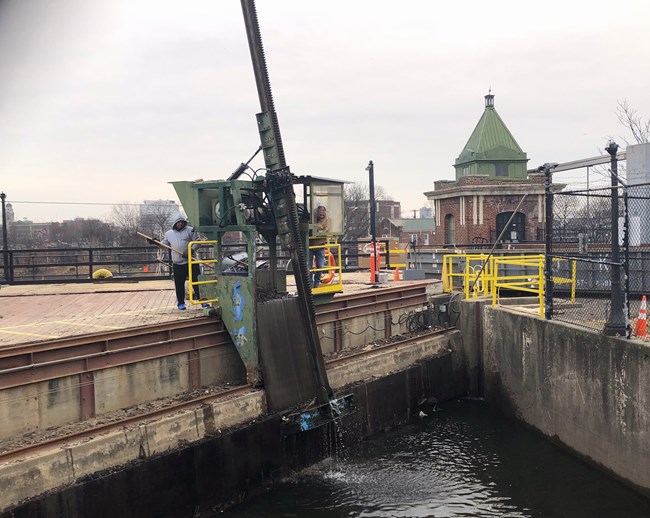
[445,214,456,245]
[496,212,526,242]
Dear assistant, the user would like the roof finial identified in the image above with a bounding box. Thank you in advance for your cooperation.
[485,88,494,108]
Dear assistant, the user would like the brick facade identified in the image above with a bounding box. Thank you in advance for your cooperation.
[426,174,547,246]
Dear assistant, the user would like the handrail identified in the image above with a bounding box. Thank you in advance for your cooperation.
[443,253,577,317]
[309,236,343,295]
[188,240,219,305]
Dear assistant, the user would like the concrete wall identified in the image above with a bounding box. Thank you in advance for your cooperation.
[0,344,245,440]
[1,332,464,517]
[0,299,430,440]
[482,305,650,496]
[0,377,81,438]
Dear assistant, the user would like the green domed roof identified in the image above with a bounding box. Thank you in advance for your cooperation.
[454,94,528,180]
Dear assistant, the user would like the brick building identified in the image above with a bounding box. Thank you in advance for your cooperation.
[425,93,553,246]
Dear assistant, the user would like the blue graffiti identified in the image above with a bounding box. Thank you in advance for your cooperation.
[232,280,246,322]
[233,326,248,349]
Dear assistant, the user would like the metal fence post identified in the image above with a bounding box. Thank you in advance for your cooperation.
[543,164,555,320]
[604,141,627,336]
[1,192,9,284]
[623,185,632,338]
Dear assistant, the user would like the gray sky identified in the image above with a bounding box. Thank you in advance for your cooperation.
[1,0,649,222]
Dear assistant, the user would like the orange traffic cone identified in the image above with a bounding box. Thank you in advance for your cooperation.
[394,267,400,281]
[634,295,647,338]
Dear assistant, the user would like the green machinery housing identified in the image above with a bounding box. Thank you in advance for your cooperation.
[172,173,345,418]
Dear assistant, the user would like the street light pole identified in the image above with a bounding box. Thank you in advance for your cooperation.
[1,192,9,284]
[366,160,378,283]
[604,141,627,336]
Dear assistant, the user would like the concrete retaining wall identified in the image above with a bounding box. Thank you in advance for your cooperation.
[482,305,650,496]
[0,300,430,440]
[0,344,246,440]
[1,331,462,517]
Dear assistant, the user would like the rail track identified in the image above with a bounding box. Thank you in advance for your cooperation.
[0,329,446,463]
[0,282,438,461]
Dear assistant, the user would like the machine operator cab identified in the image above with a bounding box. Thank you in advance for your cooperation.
[295,175,345,297]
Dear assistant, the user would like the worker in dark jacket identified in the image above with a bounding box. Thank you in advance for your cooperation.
[156,214,209,310]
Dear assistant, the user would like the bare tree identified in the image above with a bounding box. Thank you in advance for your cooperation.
[110,203,141,246]
[616,99,650,145]
[140,202,177,239]
[343,182,389,241]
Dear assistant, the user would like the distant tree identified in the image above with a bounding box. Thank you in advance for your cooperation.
[616,99,650,144]
[343,182,389,241]
[78,219,116,247]
[140,202,177,239]
[49,219,116,247]
[110,203,141,246]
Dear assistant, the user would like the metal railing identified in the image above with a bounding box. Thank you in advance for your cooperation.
[310,237,343,295]
[188,240,219,305]
[0,246,172,284]
[442,253,577,318]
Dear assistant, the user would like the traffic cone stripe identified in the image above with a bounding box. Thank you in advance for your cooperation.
[634,295,647,338]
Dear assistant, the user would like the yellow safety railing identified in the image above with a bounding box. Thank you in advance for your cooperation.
[188,240,219,305]
[550,257,577,304]
[386,246,407,278]
[443,253,493,298]
[310,236,343,295]
[491,255,545,316]
[443,253,577,317]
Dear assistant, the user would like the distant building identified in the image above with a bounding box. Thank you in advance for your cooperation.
[424,93,547,245]
[418,206,432,219]
[345,199,402,241]
[379,217,404,239]
[402,218,436,246]
[6,203,14,224]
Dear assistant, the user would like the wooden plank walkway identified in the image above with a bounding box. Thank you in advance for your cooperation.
[0,281,207,347]
[0,272,413,347]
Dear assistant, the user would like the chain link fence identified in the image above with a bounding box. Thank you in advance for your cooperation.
[547,181,650,336]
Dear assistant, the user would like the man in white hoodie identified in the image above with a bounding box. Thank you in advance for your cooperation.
[157,214,209,310]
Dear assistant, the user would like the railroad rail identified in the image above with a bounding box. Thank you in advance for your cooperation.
[0,283,431,391]
[0,328,445,463]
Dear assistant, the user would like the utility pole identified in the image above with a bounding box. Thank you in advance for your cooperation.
[604,141,627,336]
[366,160,378,283]
[1,192,9,284]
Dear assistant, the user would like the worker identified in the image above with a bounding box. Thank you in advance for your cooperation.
[150,214,209,310]
[309,205,331,288]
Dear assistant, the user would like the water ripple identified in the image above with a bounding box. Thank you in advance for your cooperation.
[223,400,650,518]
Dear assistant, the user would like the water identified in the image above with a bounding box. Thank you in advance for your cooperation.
[223,400,650,517]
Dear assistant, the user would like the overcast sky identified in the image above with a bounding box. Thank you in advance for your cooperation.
[1,0,649,223]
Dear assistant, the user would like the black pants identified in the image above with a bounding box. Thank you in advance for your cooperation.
[172,262,201,305]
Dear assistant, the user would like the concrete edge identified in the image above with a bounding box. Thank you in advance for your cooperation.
[0,390,266,512]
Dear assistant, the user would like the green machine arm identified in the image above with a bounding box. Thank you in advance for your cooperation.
[240,0,334,411]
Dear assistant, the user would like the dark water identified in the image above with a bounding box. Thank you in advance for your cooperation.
[223,400,650,518]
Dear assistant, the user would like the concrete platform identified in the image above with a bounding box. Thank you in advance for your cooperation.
[0,280,203,347]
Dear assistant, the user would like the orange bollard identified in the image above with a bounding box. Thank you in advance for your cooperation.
[634,295,647,338]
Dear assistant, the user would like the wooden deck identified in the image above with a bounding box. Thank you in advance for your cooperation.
[0,271,400,347]
[0,281,206,347]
